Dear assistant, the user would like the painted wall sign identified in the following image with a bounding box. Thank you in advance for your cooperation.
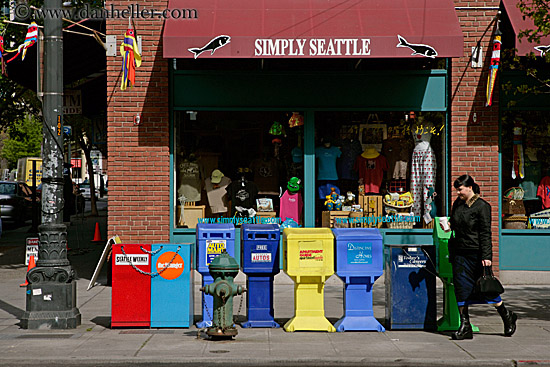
[206,239,226,266]
[254,38,371,57]
[347,242,373,264]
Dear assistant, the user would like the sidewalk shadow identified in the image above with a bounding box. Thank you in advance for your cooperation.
[0,299,24,319]
[91,316,111,328]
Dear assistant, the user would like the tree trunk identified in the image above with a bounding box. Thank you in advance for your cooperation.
[77,134,98,216]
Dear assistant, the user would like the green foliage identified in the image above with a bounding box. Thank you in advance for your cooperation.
[502,1,550,107]
[0,115,42,169]
[517,0,550,44]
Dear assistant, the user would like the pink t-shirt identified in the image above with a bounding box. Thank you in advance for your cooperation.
[537,176,550,209]
[280,191,303,224]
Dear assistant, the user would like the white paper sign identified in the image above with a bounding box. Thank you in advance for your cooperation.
[115,254,149,266]
[25,238,39,265]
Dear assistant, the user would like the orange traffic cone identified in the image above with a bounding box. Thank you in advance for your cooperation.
[20,255,36,287]
[92,222,103,243]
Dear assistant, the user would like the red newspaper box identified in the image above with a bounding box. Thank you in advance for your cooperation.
[111,244,151,327]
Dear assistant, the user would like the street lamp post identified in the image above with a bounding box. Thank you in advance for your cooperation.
[21,0,81,329]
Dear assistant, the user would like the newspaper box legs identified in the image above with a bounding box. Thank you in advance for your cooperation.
[332,228,385,332]
[283,228,336,332]
[241,224,280,328]
[196,224,236,329]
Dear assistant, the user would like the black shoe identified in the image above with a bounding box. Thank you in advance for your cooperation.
[452,315,473,340]
[503,310,517,337]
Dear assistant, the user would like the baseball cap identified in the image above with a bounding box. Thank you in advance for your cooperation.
[211,169,224,184]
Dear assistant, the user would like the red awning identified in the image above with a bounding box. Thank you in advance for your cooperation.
[163,0,463,59]
[502,0,550,56]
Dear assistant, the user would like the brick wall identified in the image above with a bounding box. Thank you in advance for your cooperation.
[106,0,170,243]
[452,1,501,269]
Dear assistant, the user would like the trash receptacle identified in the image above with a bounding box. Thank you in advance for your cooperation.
[151,243,194,327]
[434,218,479,333]
[283,228,335,332]
[332,228,385,332]
[196,223,235,328]
[112,244,151,327]
[384,244,436,330]
[241,224,280,328]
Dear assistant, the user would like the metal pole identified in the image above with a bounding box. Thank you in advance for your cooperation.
[21,0,81,329]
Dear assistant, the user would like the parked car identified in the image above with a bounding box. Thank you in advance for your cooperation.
[78,182,97,200]
[0,181,39,225]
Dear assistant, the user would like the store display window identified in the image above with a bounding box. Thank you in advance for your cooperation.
[173,111,304,228]
[501,111,550,230]
[173,110,446,229]
[314,111,446,229]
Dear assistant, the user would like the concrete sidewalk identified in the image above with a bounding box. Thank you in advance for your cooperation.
[1,208,549,367]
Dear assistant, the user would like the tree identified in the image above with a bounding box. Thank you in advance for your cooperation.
[65,114,100,216]
[504,0,550,103]
[0,115,42,169]
[517,0,550,45]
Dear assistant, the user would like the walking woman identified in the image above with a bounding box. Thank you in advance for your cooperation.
[446,174,517,340]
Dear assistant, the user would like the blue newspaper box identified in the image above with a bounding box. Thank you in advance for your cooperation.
[332,228,385,332]
[196,223,235,328]
[241,224,280,328]
[385,245,436,330]
[150,243,194,327]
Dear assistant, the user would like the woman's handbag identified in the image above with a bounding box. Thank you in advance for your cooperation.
[475,266,505,298]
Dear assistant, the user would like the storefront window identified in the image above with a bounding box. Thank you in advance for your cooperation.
[173,110,446,229]
[314,111,446,229]
[174,110,304,228]
[501,111,550,230]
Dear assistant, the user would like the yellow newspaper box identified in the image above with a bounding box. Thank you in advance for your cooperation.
[283,228,336,332]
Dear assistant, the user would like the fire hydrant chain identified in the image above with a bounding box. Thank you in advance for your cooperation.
[235,292,244,324]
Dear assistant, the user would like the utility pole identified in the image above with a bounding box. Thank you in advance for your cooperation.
[21,0,81,329]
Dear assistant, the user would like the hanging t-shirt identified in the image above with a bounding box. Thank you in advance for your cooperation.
[205,176,231,214]
[382,137,413,180]
[178,161,201,202]
[225,180,259,215]
[520,159,541,201]
[354,155,388,193]
[280,190,303,224]
[315,146,342,181]
[250,158,280,195]
[536,176,550,209]
[337,139,362,180]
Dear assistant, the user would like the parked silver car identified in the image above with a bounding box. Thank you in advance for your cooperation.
[78,182,97,200]
[0,181,38,225]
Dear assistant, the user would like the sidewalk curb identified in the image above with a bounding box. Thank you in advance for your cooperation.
[0,357,520,367]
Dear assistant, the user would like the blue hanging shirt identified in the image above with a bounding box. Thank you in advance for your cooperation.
[315,146,342,181]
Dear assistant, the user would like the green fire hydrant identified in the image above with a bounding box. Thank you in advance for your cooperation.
[200,250,245,338]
